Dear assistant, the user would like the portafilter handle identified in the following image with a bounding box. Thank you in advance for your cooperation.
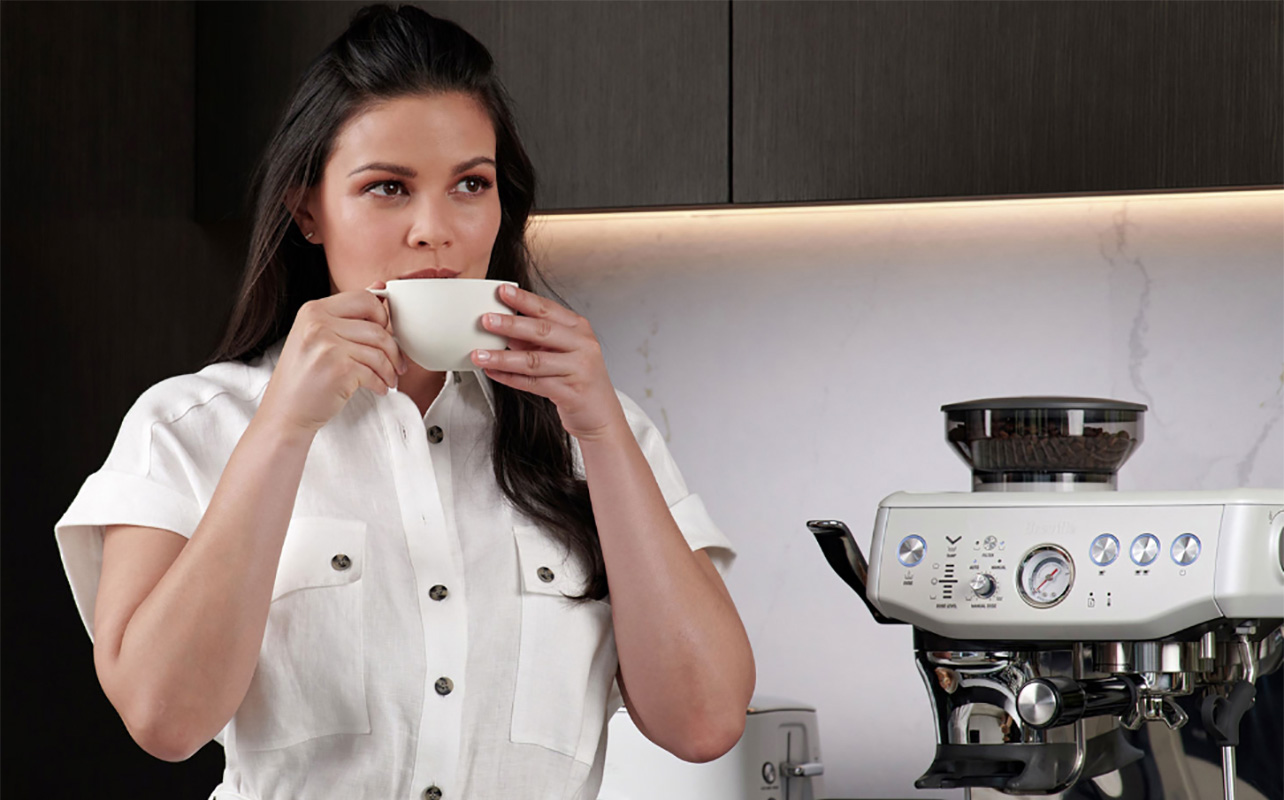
[1016,676,1139,730]
[807,519,899,625]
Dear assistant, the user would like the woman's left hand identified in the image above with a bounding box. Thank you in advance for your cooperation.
[471,284,625,441]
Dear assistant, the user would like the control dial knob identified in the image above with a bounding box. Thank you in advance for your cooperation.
[969,573,997,599]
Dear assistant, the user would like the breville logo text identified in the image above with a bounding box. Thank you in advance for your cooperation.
[1026,521,1075,539]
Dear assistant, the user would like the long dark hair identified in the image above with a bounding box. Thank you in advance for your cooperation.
[207,4,606,600]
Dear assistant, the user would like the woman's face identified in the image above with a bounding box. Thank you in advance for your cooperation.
[299,92,502,293]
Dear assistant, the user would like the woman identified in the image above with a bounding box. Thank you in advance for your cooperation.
[54,5,754,799]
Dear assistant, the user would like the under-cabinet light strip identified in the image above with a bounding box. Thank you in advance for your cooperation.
[530,187,1283,224]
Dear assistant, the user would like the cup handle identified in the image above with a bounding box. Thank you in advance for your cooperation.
[366,287,390,299]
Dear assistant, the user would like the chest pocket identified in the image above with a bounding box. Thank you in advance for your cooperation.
[510,524,617,764]
[234,517,370,752]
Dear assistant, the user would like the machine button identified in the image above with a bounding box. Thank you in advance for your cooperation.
[1090,534,1120,566]
[762,762,777,784]
[1130,534,1160,566]
[898,535,926,567]
[1171,533,1201,565]
[969,573,997,599]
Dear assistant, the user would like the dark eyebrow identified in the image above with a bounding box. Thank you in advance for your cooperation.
[347,162,416,178]
[452,156,496,174]
[347,157,496,178]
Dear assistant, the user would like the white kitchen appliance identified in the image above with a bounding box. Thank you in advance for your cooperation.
[598,695,826,800]
[811,397,1284,800]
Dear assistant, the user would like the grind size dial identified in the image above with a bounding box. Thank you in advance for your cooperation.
[1017,545,1075,608]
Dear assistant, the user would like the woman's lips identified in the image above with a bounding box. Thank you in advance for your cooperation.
[396,267,461,280]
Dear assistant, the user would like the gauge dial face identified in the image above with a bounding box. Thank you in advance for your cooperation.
[1017,545,1075,608]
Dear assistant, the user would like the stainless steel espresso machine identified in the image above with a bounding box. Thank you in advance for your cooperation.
[811,397,1284,799]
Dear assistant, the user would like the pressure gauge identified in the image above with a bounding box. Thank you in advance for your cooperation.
[1017,545,1075,608]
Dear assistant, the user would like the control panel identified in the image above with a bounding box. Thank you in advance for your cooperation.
[869,498,1236,640]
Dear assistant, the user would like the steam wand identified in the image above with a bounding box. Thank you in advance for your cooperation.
[1201,635,1259,800]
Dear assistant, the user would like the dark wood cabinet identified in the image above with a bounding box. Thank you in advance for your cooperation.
[195,1,728,219]
[189,1,1284,215]
[484,1,728,210]
[731,1,1283,204]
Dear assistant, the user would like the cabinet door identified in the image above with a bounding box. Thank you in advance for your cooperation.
[485,1,728,210]
[732,1,1283,204]
[196,1,727,220]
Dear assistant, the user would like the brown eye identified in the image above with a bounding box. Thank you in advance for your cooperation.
[368,181,405,197]
[456,176,493,195]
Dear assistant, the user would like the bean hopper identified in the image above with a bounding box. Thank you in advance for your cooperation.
[811,397,1284,799]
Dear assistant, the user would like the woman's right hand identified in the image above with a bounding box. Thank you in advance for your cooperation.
[257,281,408,439]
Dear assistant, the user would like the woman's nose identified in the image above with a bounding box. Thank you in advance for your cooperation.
[407,197,453,249]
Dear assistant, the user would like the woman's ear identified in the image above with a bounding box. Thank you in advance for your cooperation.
[286,186,322,244]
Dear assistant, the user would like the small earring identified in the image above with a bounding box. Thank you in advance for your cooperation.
[305,231,315,240]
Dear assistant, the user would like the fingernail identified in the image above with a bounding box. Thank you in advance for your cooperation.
[484,313,500,327]
[474,349,491,363]
[398,360,408,374]
[502,284,516,297]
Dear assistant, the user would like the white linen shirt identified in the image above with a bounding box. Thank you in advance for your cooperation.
[55,339,733,800]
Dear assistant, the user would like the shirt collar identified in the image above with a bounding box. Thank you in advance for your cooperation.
[459,369,497,418]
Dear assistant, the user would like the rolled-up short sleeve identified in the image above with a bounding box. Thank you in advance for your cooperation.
[615,391,735,576]
[54,381,215,642]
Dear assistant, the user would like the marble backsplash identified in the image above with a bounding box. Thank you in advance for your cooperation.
[531,189,1283,799]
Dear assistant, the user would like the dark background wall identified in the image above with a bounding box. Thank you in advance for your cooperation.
[2,2,239,796]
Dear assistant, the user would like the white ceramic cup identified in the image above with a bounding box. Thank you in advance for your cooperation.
[367,278,515,371]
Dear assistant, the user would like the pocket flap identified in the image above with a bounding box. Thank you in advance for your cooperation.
[513,523,592,598]
[272,517,367,602]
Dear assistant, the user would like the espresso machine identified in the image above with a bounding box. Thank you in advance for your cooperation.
[811,397,1284,799]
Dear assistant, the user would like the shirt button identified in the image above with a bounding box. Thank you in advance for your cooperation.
[435,677,454,696]
[423,787,443,800]
[331,554,352,571]
[429,584,449,601]
[537,566,555,583]
[427,425,444,444]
